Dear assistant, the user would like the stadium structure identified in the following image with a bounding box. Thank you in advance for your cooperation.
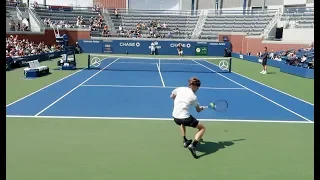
[6,0,313,55]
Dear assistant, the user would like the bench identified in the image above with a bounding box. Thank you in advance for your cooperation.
[24,60,50,77]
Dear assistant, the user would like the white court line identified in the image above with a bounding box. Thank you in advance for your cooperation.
[115,61,154,64]
[80,84,246,90]
[6,68,84,107]
[34,58,120,116]
[6,115,314,124]
[93,54,227,61]
[157,59,165,87]
[192,60,313,122]
[115,61,200,66]
[205,60,314,106]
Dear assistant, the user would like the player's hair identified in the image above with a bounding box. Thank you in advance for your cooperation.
[188,77,201,87]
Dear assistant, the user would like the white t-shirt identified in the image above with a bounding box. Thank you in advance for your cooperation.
[150,42,155,51]
[171,87,199,119]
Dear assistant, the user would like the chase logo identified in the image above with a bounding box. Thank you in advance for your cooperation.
[170,43,191,48]
[119,42,140,47]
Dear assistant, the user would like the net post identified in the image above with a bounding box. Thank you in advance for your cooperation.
[87,54,90,69]
[229,57,232,72]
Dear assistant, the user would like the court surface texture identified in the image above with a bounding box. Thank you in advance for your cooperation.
[6,54,314,180]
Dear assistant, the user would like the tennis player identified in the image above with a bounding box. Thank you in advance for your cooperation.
[177,43,183,57]
[170,77,206,159]
[150,41,156,55]
[260,47,268,74]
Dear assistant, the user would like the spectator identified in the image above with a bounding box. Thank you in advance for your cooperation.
[92,5,100,12]
[308,58,314,69]
[33,1,38,7]
[162,22,167,29]
[274,55,282,61]
[269,50,274,59]
[9,19,15,31]
[115,9,118,18]
[300,55,307,63]
[173,27,179,33]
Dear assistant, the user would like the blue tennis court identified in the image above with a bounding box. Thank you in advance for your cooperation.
[6,56,314,123]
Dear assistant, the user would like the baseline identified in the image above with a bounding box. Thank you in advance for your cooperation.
[6,115,314,124]
[80,84,246,90]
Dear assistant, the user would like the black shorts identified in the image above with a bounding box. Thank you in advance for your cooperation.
[262,59,268,65]
[173,115,199,128]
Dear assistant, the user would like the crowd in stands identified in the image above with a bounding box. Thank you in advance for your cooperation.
[117,19,180,38]
[92,5,101,12]
[40,6,108,37]
[6,35,62,58]
[43,18,74,28]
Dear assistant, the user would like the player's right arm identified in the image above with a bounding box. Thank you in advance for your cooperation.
[195,104,204,112]
[192,97,204,112]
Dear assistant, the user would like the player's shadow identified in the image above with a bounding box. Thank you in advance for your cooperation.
[196,139,246,159]
[267,72,276,74]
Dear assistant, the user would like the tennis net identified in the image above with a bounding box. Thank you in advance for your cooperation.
[87,54,232,73]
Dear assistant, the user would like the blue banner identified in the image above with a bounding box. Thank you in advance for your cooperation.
[77,39,231,56]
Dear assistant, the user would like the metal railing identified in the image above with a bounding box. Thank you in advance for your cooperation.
[262,8,281,39]
[108,8,200,16]
[16,6,22,20]
[28,7,45,31]
[31,3,101,12]
[207,9,278,16]
[191,10,208,39]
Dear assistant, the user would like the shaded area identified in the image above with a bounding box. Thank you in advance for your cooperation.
[196,139,246,159]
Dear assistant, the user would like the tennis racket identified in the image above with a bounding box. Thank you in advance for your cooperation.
[201,99,228,112]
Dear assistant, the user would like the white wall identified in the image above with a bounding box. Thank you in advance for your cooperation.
[25,0,93,7]
[306,3,314,7]
[180,0,192,11]
[267,5,282,10]
[282,28,313,42]
[283,0,306,6]
[129,0,180,10]
[220,7,242,11]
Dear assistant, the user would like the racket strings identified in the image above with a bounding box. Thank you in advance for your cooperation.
[214,100,228,112]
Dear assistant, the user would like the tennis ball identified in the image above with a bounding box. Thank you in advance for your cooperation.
[210,103,214,107]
